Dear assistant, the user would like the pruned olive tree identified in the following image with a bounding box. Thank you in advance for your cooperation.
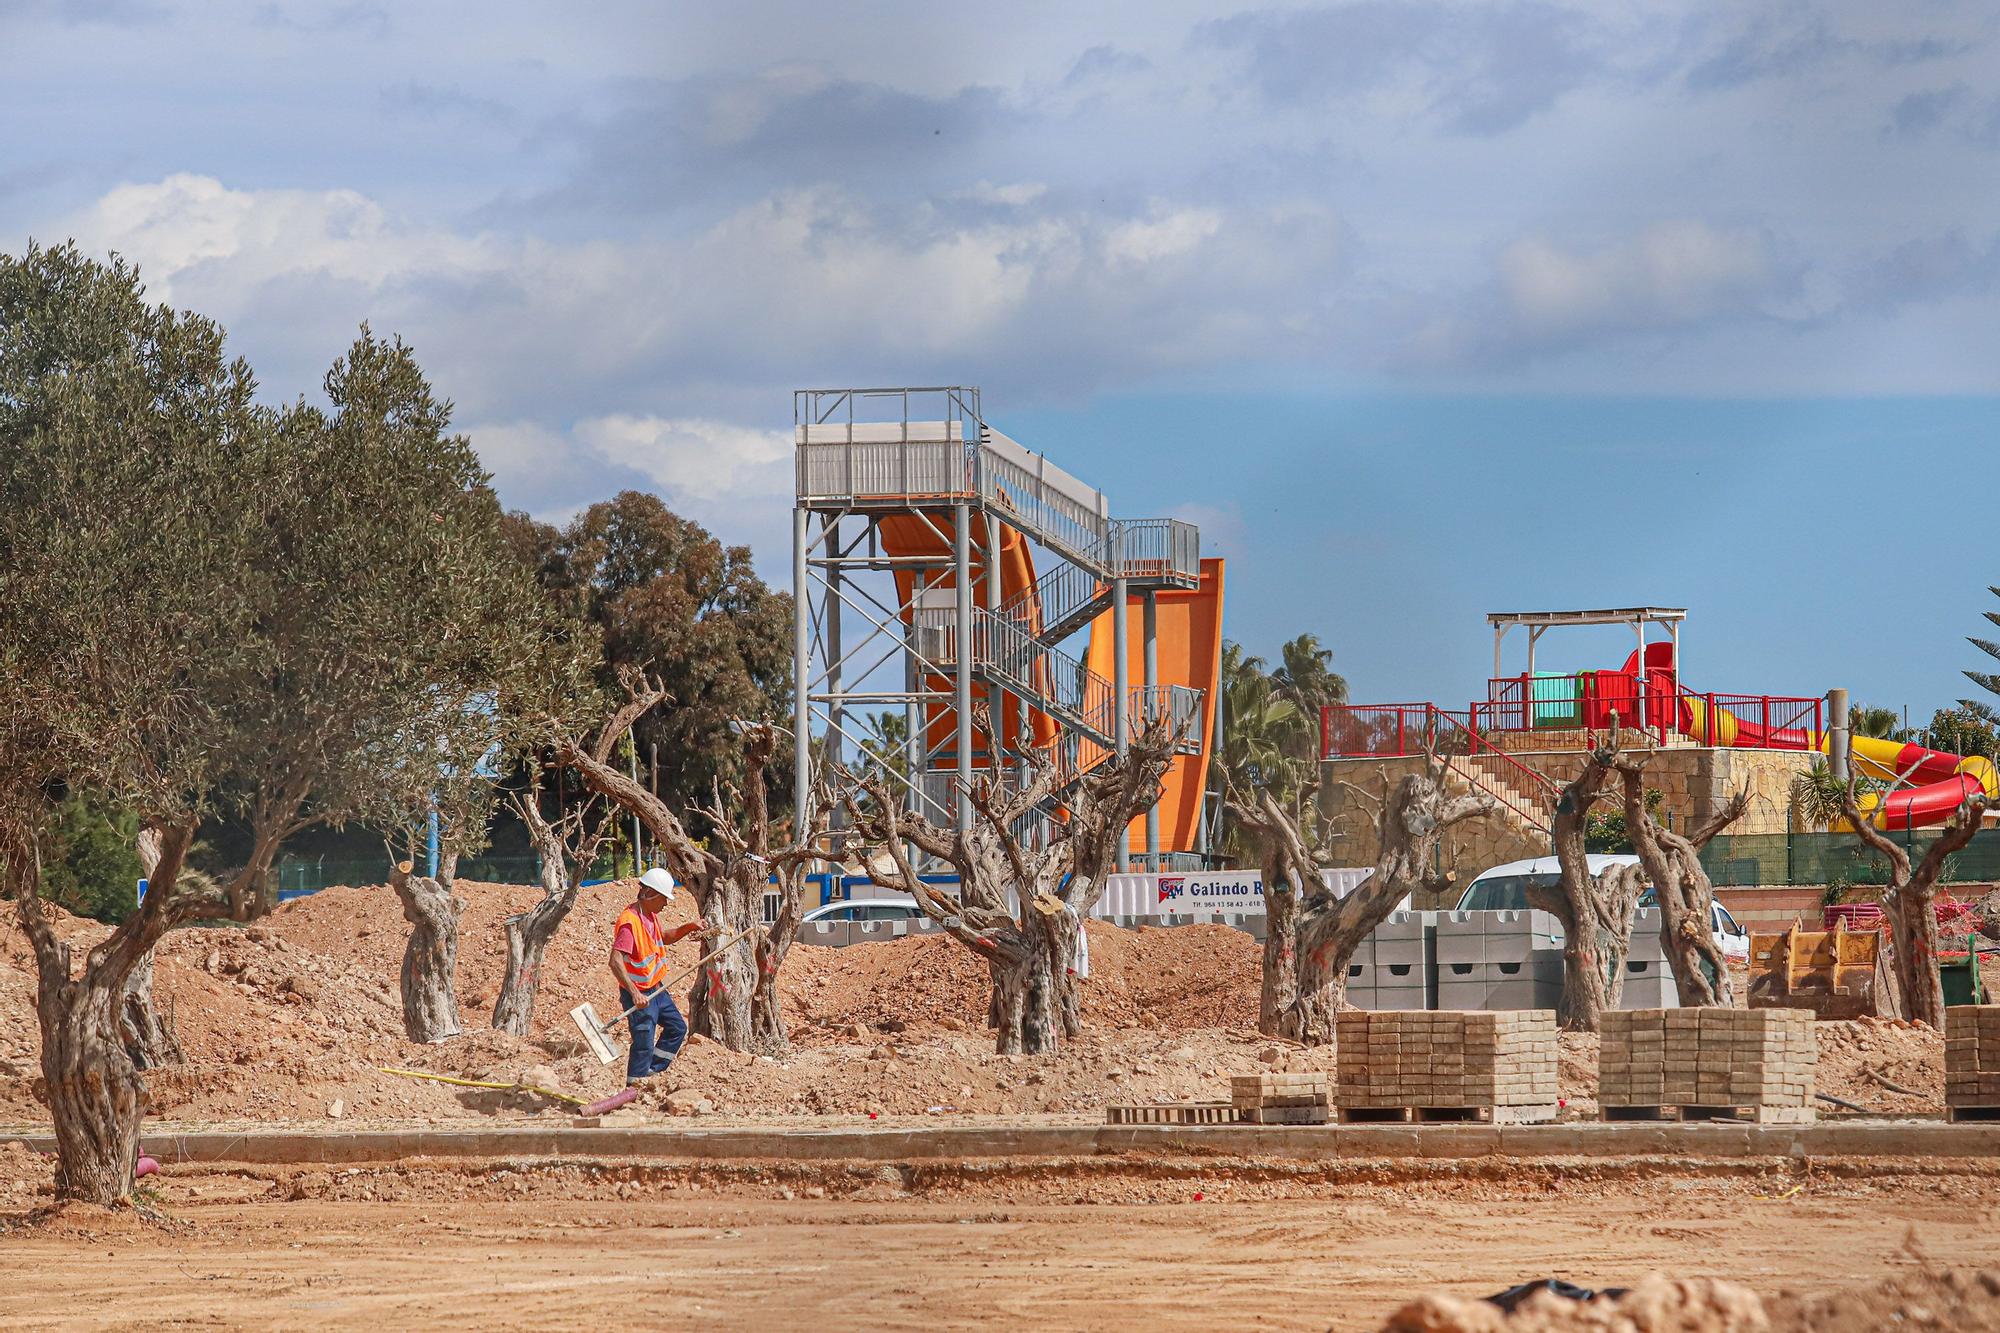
[1837,787,1990,1027]
[0,245,570,1204]
[1611,758,1749,1008]
[1532,730,1645,1032]
[1230,754,1496,1044]
[845,716,1177,1055]
[490,677,663,1036]
[558,688,837,1055]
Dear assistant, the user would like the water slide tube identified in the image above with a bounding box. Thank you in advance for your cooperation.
[1613,651,1998,830]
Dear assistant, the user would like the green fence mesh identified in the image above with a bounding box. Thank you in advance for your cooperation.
[1700,829,2000,888]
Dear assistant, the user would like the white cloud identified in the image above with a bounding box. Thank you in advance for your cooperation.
[573,415,791,503]
[1498,221,1784,338]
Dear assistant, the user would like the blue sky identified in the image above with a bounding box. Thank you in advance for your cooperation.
[3,1,1996,716]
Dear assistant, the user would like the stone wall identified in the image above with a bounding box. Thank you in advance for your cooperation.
[1318,756,1546,907]
[1507,746,1809,838]
[1319,745,1814,907]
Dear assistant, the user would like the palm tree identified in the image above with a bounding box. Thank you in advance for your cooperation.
[1270,633,1348,714]
[1849,703,1910,742]
[1268,633,1347,768]
[1215,643,1301,786]
[1967,585,2000,703]
[1211,642,1311,860]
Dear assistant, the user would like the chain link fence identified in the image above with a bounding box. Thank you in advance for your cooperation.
[1700,829,2000,889]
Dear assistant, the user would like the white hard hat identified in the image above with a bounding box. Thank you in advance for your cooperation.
[638,866,676,900]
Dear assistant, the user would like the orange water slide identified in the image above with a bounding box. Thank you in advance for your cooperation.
[1085,558,1227,855]
[874,512,1057,762]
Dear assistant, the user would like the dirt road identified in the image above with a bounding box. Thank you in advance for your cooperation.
[4,1164,1995,1330]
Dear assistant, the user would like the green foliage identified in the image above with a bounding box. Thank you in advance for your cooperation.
[1790,762,1852,832]
[504,492,794,822]
[1212,638,1346,861]
[1920,705,1997,761]
[0,243,578,914]
[1967,586,2000,703]
[856,711,911,787]
[1848,703,1911,741]
[38,791,144,923]
[1584,788,1663,853]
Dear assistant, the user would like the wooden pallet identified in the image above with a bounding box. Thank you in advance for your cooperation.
[1105,1102,1241,1126]
[1337,1103,1558,1125]
[1946,1104,2000,1124]
[1601,1104,1814,1125]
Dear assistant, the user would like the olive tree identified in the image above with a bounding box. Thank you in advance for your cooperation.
[1230,756,1495,1044]
[0,245,567,1203]
[558,679,838,1055]
[846,715,1177,1055]
[491,676,661,1037]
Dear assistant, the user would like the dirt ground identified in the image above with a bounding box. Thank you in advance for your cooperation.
[0,884,1951,1127]
[2,1152,1998,1330]
[2,886,1989,1330]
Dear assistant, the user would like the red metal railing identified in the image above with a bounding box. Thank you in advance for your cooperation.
[1320,703,1435,759]
[1469,674,1822,749]
[1321,702,1557,831]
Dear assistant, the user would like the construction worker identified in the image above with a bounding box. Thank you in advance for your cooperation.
[609,867,705,1086]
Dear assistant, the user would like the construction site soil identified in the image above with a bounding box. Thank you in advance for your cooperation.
[1,1143,1997,1329]
[0,881,1950,1127]
[2,882,1988,1329]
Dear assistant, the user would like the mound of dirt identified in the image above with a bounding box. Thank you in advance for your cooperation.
[1381,1274,1768,1332]
[0,883,1955,1127]
[0,886,1276,1124]
[1381,1267,2000,1332]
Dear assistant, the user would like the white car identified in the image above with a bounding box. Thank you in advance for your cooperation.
[800,898,923,925]
[1455,855,1750,961]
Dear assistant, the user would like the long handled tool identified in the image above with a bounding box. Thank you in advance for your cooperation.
[568,926,759,1065]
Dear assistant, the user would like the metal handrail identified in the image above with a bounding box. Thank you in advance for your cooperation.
[1114,518,1201,587]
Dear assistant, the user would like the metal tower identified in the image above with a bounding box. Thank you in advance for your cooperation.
[790,386,1205,868]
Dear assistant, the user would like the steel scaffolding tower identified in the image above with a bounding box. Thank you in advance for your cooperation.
[791,386,1205,868]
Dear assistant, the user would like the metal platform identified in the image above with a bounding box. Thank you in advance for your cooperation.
[791,387,1206,867]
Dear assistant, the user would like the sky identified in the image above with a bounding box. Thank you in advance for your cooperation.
[3,1,1997,717]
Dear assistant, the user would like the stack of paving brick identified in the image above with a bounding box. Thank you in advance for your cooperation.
[1600,1007,1815,1123]
[1333,1010,1558,1122]
[1230,1072,1331,1124]
[1945,1006,2000,1122]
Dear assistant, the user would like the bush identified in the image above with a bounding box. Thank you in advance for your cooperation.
[38,791,144,923]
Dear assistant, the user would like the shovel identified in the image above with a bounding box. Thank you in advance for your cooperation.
[569,926,760,1065]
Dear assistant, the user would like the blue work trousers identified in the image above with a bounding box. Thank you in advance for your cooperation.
[623,987,687,1083]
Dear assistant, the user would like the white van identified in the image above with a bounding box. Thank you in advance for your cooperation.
[1455,855,1749,961]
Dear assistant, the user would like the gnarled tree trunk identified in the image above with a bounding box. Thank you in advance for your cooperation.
[851,714,1174,1055]
[556,690,836,1057]
[118,827,184,1068]
[6,819,284,1205]
[119,954,182,1069]
[1839,789,1988,1027]
[1618,763,1747,1008]
[1235,761,1496,1045]
[391,861,462,1042]
[688,863,762,1050]
[1534,736,1620,1032]
[35,925,146,1203]
[492,878,575,1037]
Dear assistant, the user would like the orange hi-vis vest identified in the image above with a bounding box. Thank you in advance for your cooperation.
[614,904,670,993]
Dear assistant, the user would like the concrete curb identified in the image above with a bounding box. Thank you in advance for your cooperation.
[5,1120,1997,1168]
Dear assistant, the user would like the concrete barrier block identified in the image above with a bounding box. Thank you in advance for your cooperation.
[795,920,852,948]
[1437,910,1485,964]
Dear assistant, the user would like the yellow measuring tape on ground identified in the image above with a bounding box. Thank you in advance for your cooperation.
[377,1066,584,1106]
